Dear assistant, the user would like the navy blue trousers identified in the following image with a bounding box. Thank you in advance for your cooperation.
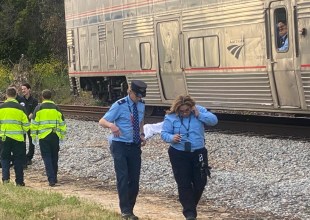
[39,133,59,184]
[110,141,141,214]
[1,137,26,184]
[26,130,35,161]
[168,146,208,218]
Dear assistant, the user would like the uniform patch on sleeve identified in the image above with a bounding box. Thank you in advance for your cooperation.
[117,99,126,105]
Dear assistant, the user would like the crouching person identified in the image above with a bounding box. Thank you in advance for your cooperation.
[31,89,66,186]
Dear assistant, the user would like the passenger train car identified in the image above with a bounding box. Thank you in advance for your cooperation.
[64,0,310,115]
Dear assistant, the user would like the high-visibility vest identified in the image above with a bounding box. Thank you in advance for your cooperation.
[31,100,66,140]
[0,98,30,142]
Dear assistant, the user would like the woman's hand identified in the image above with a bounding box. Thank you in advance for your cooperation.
[192,106,200,117]
[173,134,182,143]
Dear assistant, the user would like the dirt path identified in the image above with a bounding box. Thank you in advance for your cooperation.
[19,168,283,220]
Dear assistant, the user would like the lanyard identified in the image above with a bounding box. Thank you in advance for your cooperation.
[179,115,191,137]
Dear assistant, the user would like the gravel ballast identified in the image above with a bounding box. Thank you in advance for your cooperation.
[30,119,310,219]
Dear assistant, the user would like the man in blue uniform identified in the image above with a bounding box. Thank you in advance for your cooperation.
[99,80,147,220]
[277,21,288,51]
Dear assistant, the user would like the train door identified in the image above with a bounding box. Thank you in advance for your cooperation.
[156,20,187,100]
[269,1,301,108]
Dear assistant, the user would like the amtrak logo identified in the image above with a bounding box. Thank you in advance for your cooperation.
[227,44,244,59]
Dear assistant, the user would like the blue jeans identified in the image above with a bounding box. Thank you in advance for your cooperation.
[110,141,141,214]
[1,137,26,184]
[39,133,59,184]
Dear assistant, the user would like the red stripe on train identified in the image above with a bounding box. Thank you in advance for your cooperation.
[69,70,156,75]
[68,65,310,75]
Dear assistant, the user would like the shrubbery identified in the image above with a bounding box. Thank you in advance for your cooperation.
[0,58,71,103]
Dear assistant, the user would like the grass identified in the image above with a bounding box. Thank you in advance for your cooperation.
[0,183,122,220]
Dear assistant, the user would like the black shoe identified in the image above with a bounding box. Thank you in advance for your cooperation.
[27,160,32,165]
[121,213,139,220]
[49,182,56,187]
[16,182,25,187]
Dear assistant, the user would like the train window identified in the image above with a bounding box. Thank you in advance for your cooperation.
[103,0,111,21]
[98,14,104,23]
[201,0,217,5]
[274,8,288,52]
[73,18,81,27]
[204,36,219,67]
[140,42,152,70]
[153,0,166,13]
[81,17,88,26]
[189,36,219,68]
[124,0,136,18]
[167,0,181,10]
[112,0,123,19]
[189,38,205,67]
[183,0,202,8]
[88,15,98,24]
[137,5,150,16]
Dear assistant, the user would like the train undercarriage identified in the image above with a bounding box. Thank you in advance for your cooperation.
[70,76,128,105]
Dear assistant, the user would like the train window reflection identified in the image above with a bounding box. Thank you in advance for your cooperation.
[189,36,219,68]
[154,1,166,13]
[140,42,152,70]
[189,38,204,67]
[167,0,181,10]
[183,0,202,8]
[124,0,137,18]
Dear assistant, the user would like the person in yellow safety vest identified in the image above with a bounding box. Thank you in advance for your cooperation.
[31,89,66,187]
[0,87,30,186]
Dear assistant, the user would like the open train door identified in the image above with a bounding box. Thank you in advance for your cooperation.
[268,1,302,108]
[156,20,187,101]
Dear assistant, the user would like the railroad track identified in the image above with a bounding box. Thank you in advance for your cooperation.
[58,104,109,121]
[58,104,164,123]
[1,101,309,141]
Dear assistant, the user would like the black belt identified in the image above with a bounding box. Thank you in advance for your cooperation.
[113,140,139,146]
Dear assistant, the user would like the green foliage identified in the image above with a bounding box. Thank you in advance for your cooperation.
[0,64,13,98]
[30,59,71,103]
[0,0,66,64]
[0,183,121,220]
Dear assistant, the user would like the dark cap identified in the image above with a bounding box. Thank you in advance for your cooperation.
[131,80,147,98]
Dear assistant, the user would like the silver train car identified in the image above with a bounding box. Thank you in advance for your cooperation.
[64,0,310,115]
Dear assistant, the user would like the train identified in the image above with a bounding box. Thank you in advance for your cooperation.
[64,0,310,116]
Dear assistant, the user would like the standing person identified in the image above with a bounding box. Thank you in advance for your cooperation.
[277,21,288,51]
[31,89,66,187]
[0,87,30,186]
[161,95,218,220]
[99,80,147,220]
[0,84,25,169]
[21,83,38,166]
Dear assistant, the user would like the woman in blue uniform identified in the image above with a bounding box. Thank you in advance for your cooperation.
[161,95,218,220]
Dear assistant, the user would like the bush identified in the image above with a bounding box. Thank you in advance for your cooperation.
[0,64,13,100]
[29,59,71,103]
